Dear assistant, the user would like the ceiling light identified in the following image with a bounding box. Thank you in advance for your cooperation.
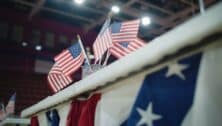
[22,42,28,47]
[74,0,84,4]
[35,45,42,51]
[111,5,120,14]
[141,16,151,26]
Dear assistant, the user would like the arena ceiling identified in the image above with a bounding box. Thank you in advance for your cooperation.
[2,0,219,41]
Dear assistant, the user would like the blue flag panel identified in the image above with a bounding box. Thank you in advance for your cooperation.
[68,42,82,58]
[111,22,122,33]
[122,53,202,126]
[46,109,60,126]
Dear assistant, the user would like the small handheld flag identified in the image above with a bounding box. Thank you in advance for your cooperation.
[6,93,16,115]
[110,38,145,59]
[54,41,85,76]
[48,39,85,93]
[77,35,92,71]
[0,103,6,120]
[93,15,112,63]
[110,20,140,43]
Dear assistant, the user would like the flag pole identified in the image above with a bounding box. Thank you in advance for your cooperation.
[98,55,102,65]
[77,34,92,71]
[102,49,111,66]
[98,11,113,65]
[199,0,205,14]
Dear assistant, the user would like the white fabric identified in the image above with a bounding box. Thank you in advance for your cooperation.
[57,102,71,126]
[182,44,222,126]
[38,112,48,126]
[95,72,145,126]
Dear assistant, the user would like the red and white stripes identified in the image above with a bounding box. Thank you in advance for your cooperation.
[112,20,140,43]
[93,28,112,62]
[48,43,84,93]
[110,38,146,59]
[54,50,84,76]
[47,64,73,93]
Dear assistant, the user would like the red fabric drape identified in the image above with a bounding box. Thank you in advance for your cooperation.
[66,94,101,126]
[30,116,39,126]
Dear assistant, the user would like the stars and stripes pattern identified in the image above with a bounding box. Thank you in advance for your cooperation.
[54,42,84,76]
[110,38,146,59]
[48,42,84,93]
[93,18,112,62]
[122,54,202,126]
[47,64,73,93]
[5,93,16,115]
[92,19,143,61]
[111,20,140,43]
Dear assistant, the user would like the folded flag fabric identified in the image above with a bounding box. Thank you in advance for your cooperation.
[38,111,48,126]
[30,116,39,126]
[182,46,222,126]
[94,73,145,126]
[47,64,73,93]
[111,20,140,43]
[66,94,101,126]
[109,20,143,59]
[110,38,146,59]
[57,102,71,126]
[54,42,84,76]
[78,94,101,126]
[121,53,202,126]
[93,17,112,62]
[48,41,84,93]
[46,109,60,126]
[66,99,87,126]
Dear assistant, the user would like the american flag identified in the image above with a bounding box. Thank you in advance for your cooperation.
[0,103,6,120]
[93,18,112,62]
[110,38,146,59]
[48,41,84,93]
[47,64,73,93]
[111,20,140,43]
[122,54,202,126]
[6,93,16,115]
[54,42,84,76]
